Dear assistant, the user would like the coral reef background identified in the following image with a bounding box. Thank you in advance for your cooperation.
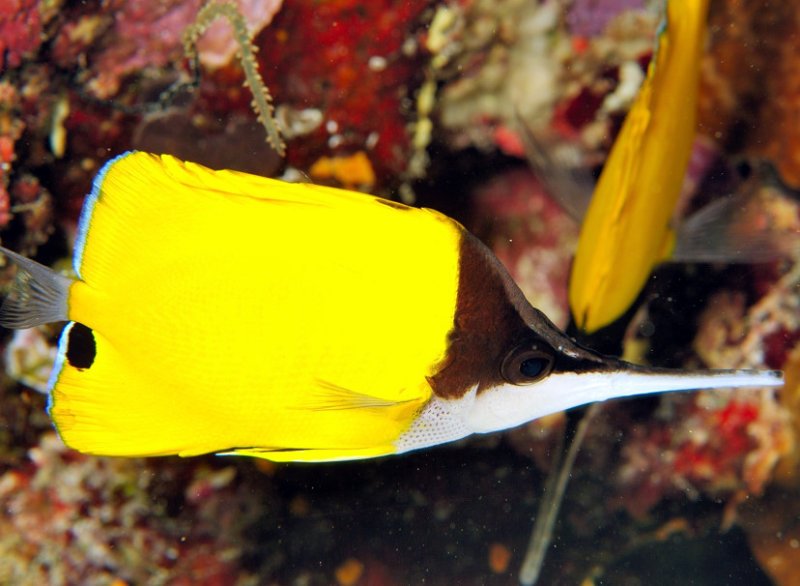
[1,0,800,584]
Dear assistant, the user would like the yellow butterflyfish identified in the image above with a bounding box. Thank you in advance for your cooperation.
[569,0,710,333]
[0,152,781,462]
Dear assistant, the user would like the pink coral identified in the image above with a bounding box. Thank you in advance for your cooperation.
[0,0,42,69]
[0,433,249,584]
[72,0,282,98]
[566,0,644,37]
[614,246,800,518]
[615,389,792,519]
[471,168,579,328]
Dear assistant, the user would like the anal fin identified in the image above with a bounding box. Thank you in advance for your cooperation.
[219,445,395,463]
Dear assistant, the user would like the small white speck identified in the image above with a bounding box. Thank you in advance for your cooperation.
[402,37,417,56]
[328,134,343,148]
[368,56,388,71]
[398,183,415,205]
[365,132,379,149]
[326,119,338,134]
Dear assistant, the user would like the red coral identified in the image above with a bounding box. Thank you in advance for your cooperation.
[551,86,607,137]
[615,392,788,519]
[471,168,579,328]
[762,328,800,370]
[255,0,436,181]
[0,434,248,584]
[0,135,14,164]
[672,401,759,481]
[0,0,42,68]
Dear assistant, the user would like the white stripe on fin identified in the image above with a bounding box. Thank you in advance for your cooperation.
[46,320,75,404]
[0,247,73,329]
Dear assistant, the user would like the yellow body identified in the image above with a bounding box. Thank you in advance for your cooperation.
[569,0,709,332]
[51,152,461,461]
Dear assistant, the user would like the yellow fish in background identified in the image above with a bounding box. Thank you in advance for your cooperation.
[0,152,781,462]
[569,0,710,333]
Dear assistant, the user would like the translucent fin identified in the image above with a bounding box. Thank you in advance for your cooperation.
[673,184,800,263]
[0,247,73,329]
[515,115,594,221]
[218,444,395,463]
[299,379,416,411]
[519,403,599,585]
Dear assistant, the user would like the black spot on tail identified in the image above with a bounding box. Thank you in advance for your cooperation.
[66,322,96,370]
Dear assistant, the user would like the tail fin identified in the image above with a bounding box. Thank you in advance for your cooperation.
[0,247,72,328]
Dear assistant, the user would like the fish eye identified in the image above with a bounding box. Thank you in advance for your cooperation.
[501,346,554,384]
[520,357,547,378]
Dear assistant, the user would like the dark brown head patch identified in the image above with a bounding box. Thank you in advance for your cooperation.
[428,232,533,398]
[428,231,611,399]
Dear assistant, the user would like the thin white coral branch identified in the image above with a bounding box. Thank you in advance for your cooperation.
[184,1,286,156]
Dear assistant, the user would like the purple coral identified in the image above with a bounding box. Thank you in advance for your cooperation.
[566,0,645,37]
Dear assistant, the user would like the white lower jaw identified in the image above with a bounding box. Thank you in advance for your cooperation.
[393,385,478,454]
